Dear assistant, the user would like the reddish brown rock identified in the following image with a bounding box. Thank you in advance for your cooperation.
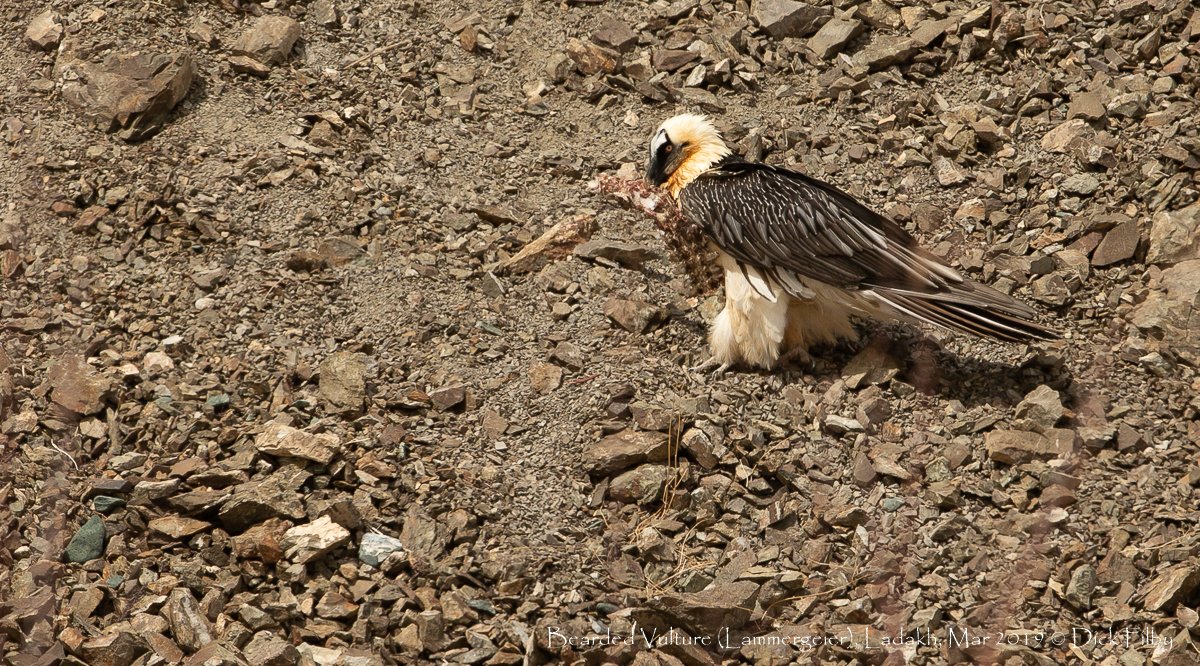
[48,353,112,415]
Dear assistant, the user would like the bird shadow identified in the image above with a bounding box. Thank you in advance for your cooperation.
[774,323,1071,409]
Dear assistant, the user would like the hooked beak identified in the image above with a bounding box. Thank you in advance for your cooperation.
[645,150,673,187]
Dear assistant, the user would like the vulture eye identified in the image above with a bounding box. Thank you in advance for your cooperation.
[663,144,673,153]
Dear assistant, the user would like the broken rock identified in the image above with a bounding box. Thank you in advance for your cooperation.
[565,38,620,75]
[25,11,63,51]
[646,581,761,635]
[1140,564,1200,612]
[586,429,669,476]
[1013,385,1064,433]
[148,516,210,540]
[59,52,195,141]
[165,588,214,653]
[429,384,467,411]
[603,298,664,333]
[609,464,670,504]
[1148,201,1200,265]
[753,0,831,39]
[282,515,351,565]
[233,15,301,67]
[318,351,367,415]
[64,516,107,563]
[255,422,338,465]
[852,36,919,71]
[573,238,657,269]
[1041,119,1091,153]
[985,429,1074,464]
[359,532,406,567]
[1090,220,1140,267]
[48,353,112,415]
[243,632,300,666]
[592,18,638,53]
[528,362,563,394]
[78,631,147,666]
[808,17,863,58]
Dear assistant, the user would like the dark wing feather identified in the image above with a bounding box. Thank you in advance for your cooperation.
[678,160,1058,341]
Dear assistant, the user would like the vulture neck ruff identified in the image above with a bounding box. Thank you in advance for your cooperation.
[662,115,731,198]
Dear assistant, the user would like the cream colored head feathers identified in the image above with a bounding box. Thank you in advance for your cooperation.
[646,114,732,197]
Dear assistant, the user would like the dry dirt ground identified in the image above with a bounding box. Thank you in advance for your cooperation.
[2,0,1200,665]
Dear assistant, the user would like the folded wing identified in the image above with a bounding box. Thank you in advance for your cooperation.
[678,161,1058,342]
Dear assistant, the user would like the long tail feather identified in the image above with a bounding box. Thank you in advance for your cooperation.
[868,289,1060,343]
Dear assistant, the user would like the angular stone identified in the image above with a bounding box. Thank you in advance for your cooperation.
[933,157,969,186]
[609,464,670,504]
[143,351,174,375]
[233,16,300,66]
[682,427,720,470]
[842,341,900,388]
[1090,220,1140,267]
[243,632,300,666]
[1061,173,1099,196]
[282,515,351,564]
[255,422,338,465]
[65,516,107,563]
[358,532,406,567]
[1148,201,1200,265]
[231,517,292,564]
[592,18,638,53]
[646,581,760,634]
[1013,385,1064,433]
[148,516,210,539]
[310,0,340,28]
[78,631,147,666]
[852,36,919,71]
[59,52,195,141]
[218,468,310,532]
[1106,92,1146,118]
[1067,92,1106,121]
[93,496,126,513]
[603,298,664,333]
[585,429,669,476]
[230,55,270,76]
[549,341,585,371]
[1140,564,1200,612]
[565,38,620,75]
[808,17,863,58]
[910,17,955,47]
[429,384,466,411]
[48,353,112,415]
[130,479,180,505]
[630,401,676,431]
[1131,260,1200,356]
[25,11,63,50]
[165,587,214,653]
[573,239,657,268]
[752,0,831,39]
[652,49,699,72]
[528,362,563,394]
[824,415,864,435]
[985,429,1074,464]
[1041,119,1091,153]
[400,505,450,561]
[316,591,359,620]
[318,351,367,415]
[184,643,246,666]
[1031,274,1070,306]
